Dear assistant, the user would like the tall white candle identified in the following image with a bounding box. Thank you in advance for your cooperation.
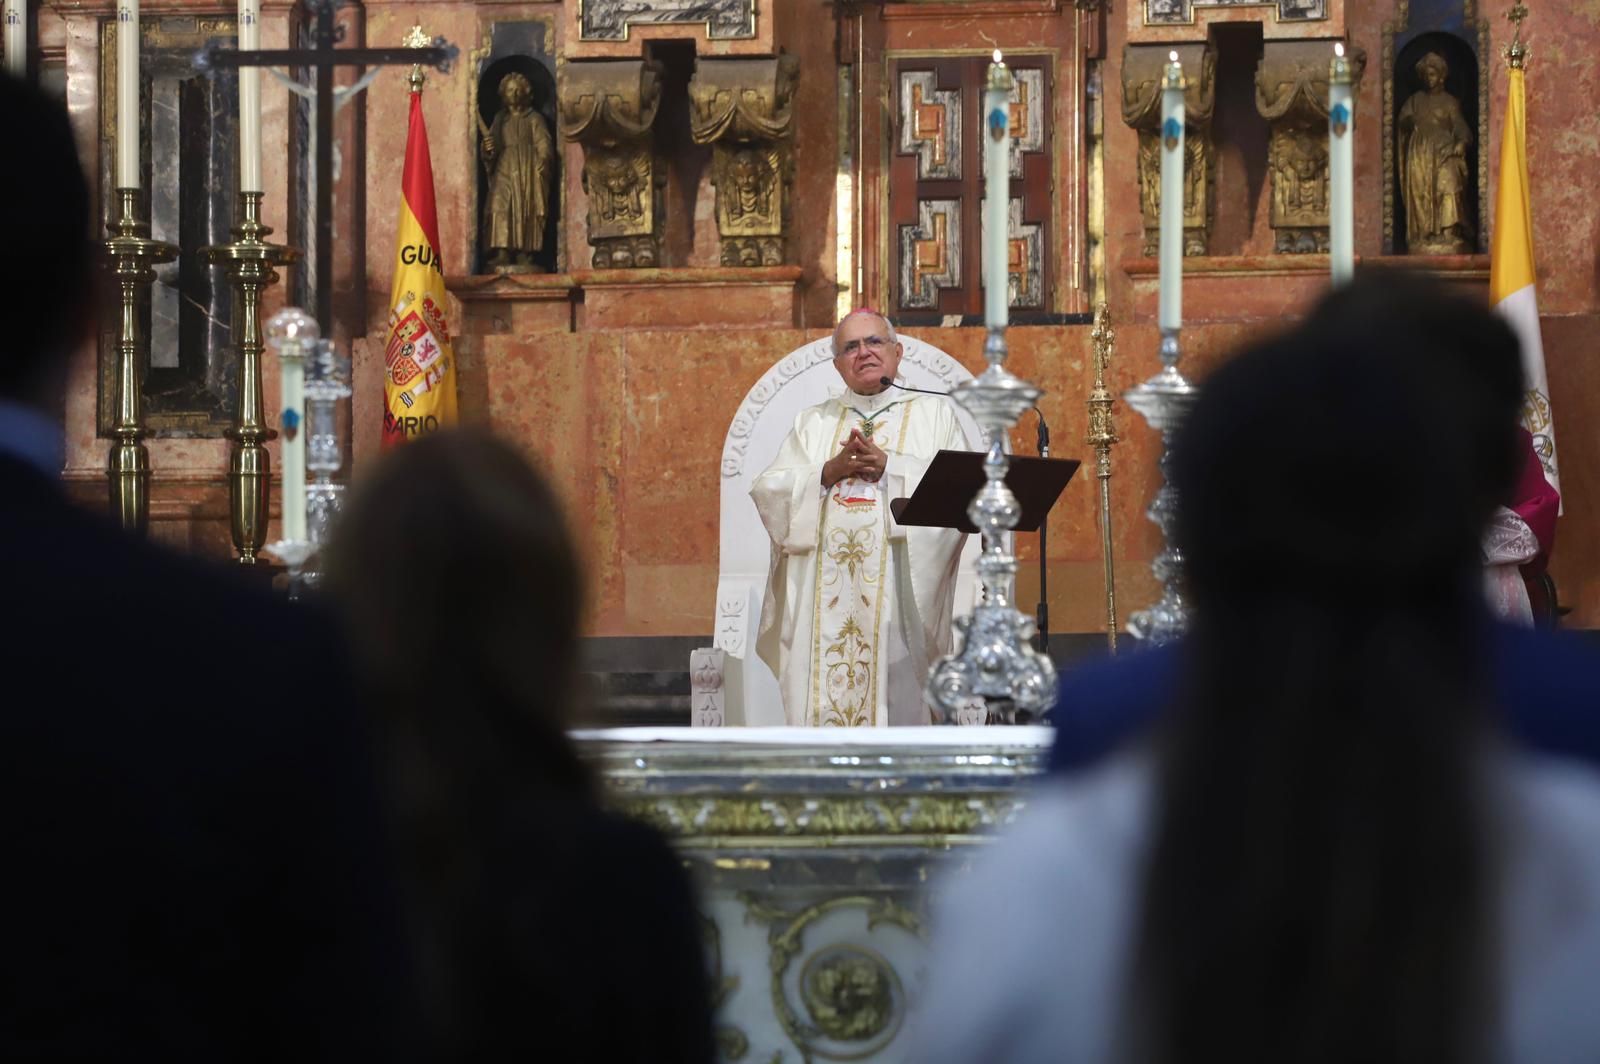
[116,0,139,188]
[238,0,261,192]
[983,50,1012,329]
[280,345,306,542]
[4,0,25,78]
[1328,42,1355,286]
[1158,51,1185,332]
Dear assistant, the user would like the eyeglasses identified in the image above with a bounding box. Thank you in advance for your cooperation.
[836,335,888,359]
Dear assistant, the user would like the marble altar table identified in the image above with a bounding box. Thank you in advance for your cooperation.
[576,727,1053,1063]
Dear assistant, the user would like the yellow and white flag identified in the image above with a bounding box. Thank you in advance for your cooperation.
[1489,62,1559,496]
[382,87,458,447]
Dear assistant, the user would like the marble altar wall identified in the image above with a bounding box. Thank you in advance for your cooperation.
[36,0,1600,630]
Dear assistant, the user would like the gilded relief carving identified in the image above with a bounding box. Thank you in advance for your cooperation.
[689,55,800,267]
[740,894,919,1061]
[899,199,962,309]
[1256,40,1367,254]
[558,59,665,268]
[899,71,961,180]
[980,199,1044,309]
[1146,0,1327,26]
[578,0,756,42]
[1123,43,1216,257]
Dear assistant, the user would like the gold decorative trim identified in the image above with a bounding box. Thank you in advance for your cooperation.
[613,792,1026,840]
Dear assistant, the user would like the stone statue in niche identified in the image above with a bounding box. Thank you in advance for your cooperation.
[480,72,555,270]
[1399,52,1474,254]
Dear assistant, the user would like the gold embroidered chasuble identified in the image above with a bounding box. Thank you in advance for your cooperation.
[752,391,970,727]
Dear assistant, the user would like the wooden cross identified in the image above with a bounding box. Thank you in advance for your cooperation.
[196,0,456,328]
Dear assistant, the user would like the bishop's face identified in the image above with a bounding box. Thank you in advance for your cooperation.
[832,314,904,395]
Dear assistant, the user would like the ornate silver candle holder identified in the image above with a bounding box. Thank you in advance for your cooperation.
[926,329,1058,725]
[301,335,352,586]
[1122,328,1197,643]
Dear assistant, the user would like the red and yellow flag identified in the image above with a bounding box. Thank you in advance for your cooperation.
[382,89,458,447]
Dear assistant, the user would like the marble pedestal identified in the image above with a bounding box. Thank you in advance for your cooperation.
[578,726,1051,1063]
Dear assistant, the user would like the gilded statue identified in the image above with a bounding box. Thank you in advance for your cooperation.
[480,72,555,270]
[1399,52,1474,254]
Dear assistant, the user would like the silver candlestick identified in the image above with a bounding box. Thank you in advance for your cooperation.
[1122,328,1197,643]
[926,329,1058,725]
[303,336,352,574]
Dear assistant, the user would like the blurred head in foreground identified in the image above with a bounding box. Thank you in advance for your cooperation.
[0,72,92,410]
[1131,271,1524,1064]
[326,428,589,799]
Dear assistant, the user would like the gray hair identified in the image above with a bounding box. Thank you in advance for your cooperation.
[830,308,897,356]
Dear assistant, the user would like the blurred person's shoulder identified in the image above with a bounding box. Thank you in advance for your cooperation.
[913,756,1153,1063]
[1493,746,1600,1061]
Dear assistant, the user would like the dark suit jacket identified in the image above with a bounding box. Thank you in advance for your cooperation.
[0,455,412,1059]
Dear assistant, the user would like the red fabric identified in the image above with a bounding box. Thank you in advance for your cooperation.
[1510,427,1559,573]
[1509,427,1560,620]
[400,92,442,256]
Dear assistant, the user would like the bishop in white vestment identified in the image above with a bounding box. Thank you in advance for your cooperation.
[752,311,970,727]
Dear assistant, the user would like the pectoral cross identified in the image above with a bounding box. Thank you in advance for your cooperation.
[195,0,456,328]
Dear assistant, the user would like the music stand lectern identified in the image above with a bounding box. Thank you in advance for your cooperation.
[891,450,1079,650]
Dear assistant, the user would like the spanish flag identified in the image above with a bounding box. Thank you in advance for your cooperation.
[1490,62,1559,497]
[382,88,458,447]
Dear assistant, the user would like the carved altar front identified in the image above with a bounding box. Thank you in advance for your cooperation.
[582,728,1051,1063]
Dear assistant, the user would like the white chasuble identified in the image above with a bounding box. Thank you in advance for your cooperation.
[752,391,969,727]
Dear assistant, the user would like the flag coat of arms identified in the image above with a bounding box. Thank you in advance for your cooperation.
[383,88,458,447]
[1489,62,1559,498]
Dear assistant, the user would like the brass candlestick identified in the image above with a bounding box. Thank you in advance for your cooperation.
[1085,303,1120,653]
[103,187,178,534]
[204,191,300,563]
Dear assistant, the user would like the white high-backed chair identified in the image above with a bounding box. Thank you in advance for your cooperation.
[712,334,983,725]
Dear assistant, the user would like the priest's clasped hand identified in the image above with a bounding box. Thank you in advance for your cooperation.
[822,428,887,488]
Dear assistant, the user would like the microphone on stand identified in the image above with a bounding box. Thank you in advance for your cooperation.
[879,376,948,396]
[881,379,1054,656]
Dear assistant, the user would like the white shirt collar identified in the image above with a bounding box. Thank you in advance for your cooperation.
[837,385,908,417]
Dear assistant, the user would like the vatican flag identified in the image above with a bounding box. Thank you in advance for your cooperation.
[382,88,458,447]
[1490,62,1559,497]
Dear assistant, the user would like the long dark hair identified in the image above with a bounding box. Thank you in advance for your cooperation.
[1127,272,1525,1064]
[324,429,592,1050]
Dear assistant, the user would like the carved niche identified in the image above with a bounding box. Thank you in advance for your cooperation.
[687,54,800,267]
[1256,40,1367,254]
[1123,42,1216,257]
[557,59,666,268]
[1381,0,1490,254]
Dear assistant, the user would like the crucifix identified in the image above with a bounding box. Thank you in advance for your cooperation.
[196,0,457,327]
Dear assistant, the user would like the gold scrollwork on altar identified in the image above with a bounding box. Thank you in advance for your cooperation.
[740,894,920,1061]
